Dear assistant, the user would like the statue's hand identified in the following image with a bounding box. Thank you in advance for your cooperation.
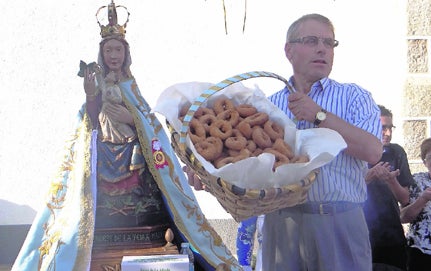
[84,67,97,96]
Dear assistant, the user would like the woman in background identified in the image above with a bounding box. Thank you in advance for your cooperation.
[400,137,431,270]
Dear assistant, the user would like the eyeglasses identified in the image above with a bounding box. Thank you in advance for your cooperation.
[289,36,339,49]
[382,125,395,132]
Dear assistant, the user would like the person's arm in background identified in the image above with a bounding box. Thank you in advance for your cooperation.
[394,146,415,206]
[400,187,431,223]
[366,162,410,206]
[384,168,410,207]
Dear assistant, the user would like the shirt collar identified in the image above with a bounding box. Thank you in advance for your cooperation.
[288,76,329,93]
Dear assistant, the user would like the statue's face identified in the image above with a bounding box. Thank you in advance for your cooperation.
[102,39,126,73]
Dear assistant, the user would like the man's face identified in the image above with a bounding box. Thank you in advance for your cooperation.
[380,115,393,146]
[285,19,335,84]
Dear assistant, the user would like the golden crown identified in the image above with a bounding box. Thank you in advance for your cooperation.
[96,0,130,39]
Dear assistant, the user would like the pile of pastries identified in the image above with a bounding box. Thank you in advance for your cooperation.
[179,98,308,170]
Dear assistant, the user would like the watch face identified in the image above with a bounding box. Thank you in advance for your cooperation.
[317,111,326,120]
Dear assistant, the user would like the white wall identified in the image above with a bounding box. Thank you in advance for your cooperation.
[0,0,407,224]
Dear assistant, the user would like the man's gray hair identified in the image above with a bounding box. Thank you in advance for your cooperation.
[286,13,335,42]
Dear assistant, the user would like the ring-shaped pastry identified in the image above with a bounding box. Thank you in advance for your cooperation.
[245,140,257,152]
[244,112,269,127]
[252,148,264,156]
[264,120,284,141]
[231,128,244,138]
[195,136,223,161]
[209,120,233,140]
[227,149,240,157]
[214,156,236,169]
[237,121,253,139]
[233,149,252,162]
[217,109,240,127]
[236,104,258,118]
[225,136,247,151]
[273,138,294,159]
[252,126,272,149]
[213,98,235,115]
[194,107,215,118]
[199,114,217,134]
[263,148,290,171]
[189,118,206,140]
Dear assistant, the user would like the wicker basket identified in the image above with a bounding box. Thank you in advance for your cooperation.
[170,71,318,222]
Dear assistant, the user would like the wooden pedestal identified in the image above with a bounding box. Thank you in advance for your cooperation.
[90,226,178,271]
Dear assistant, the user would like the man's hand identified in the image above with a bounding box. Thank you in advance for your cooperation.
[287,92,320,122]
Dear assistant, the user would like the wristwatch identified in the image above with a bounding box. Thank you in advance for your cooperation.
[313,109,327,126]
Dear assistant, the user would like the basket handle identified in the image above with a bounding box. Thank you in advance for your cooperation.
[179,71,291,148]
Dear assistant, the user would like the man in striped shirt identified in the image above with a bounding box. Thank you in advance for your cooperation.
[262,14,383,271]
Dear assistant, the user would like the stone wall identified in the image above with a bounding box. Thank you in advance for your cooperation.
[405,0,431,172]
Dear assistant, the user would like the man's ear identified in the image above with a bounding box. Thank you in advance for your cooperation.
[284,43,292,61]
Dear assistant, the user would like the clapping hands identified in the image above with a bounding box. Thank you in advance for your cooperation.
[420,187,431,202]
[366,162,400,184]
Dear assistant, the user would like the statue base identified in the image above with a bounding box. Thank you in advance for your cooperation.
[90,225,178,271]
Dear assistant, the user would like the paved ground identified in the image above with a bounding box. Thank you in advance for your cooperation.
[208,218,241,254]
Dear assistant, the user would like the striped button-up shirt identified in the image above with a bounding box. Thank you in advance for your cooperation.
[269,77,381,203]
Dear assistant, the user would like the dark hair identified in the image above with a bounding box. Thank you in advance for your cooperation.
[378,105,393,118]
[286,13,335,42]
[420,138,431,161]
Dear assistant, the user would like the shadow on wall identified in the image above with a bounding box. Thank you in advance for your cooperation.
[0,199,36,265]
[0,199,36,225]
